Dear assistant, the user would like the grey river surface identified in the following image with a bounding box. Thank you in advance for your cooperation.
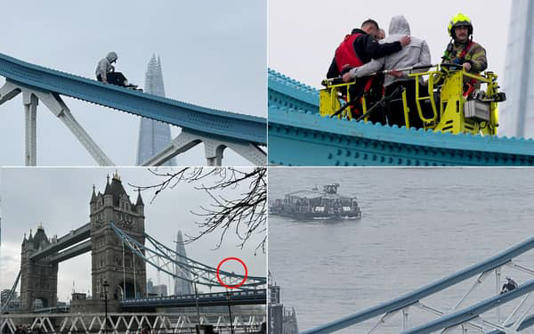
[269,168,534,333]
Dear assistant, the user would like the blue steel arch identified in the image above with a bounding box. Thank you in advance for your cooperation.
[0,53,266,145]
[400,279,534,333]
[268,69,534,166]
[301,236,534,333]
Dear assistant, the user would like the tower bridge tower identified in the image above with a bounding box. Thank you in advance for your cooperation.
[19,226,58,311]
[90,172,146,301]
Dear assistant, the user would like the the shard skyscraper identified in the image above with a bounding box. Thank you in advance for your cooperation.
[174,231,194,295]
[136,55,176,165]
[500,0,534,138]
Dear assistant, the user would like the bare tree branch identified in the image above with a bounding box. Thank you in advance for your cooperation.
[129,167,266,253]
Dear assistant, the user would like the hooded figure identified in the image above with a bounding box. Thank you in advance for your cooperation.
[344,16,431,128]
[346,15,431,87]
[501,277,519,294]
[95,52,118,83]
[94,52,140,90]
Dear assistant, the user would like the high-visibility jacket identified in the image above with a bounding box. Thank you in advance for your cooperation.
[335,33,365,72]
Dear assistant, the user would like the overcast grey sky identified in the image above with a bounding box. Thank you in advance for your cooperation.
[269,1,510,89]
[0,0,266,166]
[0,167,266,301]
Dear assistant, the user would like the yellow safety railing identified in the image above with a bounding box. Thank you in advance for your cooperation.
[319,64,505,136]
[319,79,370,122]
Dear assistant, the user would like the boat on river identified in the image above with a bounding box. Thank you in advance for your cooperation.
[270,183,361,220]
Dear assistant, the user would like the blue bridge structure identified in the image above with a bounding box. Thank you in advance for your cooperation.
[1,222,266,314]
[120,289,266,310]
[301,237,534,333]
[268,69,534,166]
[0,174,266,334]
[0,53,267,166]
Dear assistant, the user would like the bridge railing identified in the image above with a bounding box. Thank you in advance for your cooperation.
[0,312,265,334]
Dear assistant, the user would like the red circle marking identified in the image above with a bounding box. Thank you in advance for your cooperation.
[216,257,248,289]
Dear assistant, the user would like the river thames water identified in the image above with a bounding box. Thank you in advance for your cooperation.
[269,168,534,333]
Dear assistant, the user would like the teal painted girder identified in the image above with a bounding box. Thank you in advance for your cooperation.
[0,53,266,145]
[268,69,534,166]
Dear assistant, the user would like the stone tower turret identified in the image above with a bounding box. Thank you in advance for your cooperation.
[19,225,58,311]
[90,172,146,301]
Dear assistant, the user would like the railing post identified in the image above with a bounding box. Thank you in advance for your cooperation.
[402,308,409,330]
[496,268,502,322]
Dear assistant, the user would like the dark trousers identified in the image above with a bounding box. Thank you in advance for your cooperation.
[348,78,387,125]
[97,72,128,87]
[385,80,430,129]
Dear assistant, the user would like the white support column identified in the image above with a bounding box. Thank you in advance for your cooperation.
[0,81,113,166]
[23,92,38,166]
[402,308,409,330]
[34,91,114,166]
[141,129,266,166]
[204,140,224,166]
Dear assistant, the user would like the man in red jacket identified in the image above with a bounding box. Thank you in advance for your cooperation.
[327,19,410,79]
[327,19,410,122]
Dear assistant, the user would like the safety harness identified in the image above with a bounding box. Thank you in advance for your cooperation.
[445,40,478,97]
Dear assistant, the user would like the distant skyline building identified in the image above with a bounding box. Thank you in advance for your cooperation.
[136,55,176,165]
[174,231,193,295]
[500,0,534,138]
[146,279,168,297]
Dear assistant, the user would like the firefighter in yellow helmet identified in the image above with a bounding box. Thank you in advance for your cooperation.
[442,13,487,74]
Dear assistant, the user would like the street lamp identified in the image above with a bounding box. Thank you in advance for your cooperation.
[226,289,234,334]
[194,275,201,324]
[102,280,110,334]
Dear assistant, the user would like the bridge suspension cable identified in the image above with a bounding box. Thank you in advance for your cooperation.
[110,223,266,290]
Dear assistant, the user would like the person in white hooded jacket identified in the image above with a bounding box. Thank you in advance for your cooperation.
[343,15,431,128]
[95,52,139,90]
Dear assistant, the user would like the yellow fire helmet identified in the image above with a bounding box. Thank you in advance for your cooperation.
[448,13,473,38]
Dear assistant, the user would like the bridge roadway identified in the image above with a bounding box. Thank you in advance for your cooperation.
[120,289,267,311]
[30,223,90,262]
[0,53,266,146]
[301,236,534,333]
[27,290,266,314]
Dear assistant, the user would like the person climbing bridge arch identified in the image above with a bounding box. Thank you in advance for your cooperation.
[342,15,432,128]
[95,52,141,90]
[501,276,519,294]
